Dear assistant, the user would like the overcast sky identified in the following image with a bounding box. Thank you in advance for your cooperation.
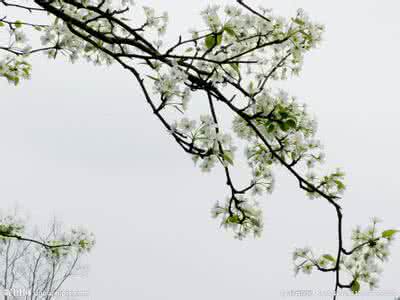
[1,0,399,299]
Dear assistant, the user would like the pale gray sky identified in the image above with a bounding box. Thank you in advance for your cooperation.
[0,0,399,299]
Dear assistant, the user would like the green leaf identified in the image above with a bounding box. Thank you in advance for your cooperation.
[22,68,30,76]
[293,18,305,26]
[0,22,4,27]
[382,229,398,239]
[230,63,240,74]
[205,32,223,49]
[13,76,20,86]
[216,32,223,45]
[351,280,360,294]
[285,119,297,129]
[79,239,88,248]
[205,35,215,49]
[322,254,335,262]
[335,180,345,190]
[279,111,289,119]
[227,215,240,224]
[279,121,290,132]
[266,123,275,133]
[14,20,22,28]
[222,152,234,166]
[146,75,159,81]
[224,25,236,37]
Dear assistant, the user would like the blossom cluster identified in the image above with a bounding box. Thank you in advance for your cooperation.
[341,218,397,292]
[305,168,346,200]
[0,212,25,241]
[0,210,94,260]
[187,5,324,86]
[0,56,32,85]
[172,114,236,172]
[142,5,330,238]
[151,63,191,111]
[292,247,336,275]
[0,20,33,84]
[0,0,167,84]
[44,227,96,260]
[233,89,335,197]
[292,218,398,294]
[211,195,263,239]
[143,6,169,37]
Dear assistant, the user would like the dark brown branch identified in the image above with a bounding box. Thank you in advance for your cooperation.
[0,232,71,249]
[236,0,271,22]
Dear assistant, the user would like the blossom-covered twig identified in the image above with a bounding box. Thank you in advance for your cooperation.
[1,1,397,298]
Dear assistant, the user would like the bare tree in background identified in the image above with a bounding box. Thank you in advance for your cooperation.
[0,211,94,300]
